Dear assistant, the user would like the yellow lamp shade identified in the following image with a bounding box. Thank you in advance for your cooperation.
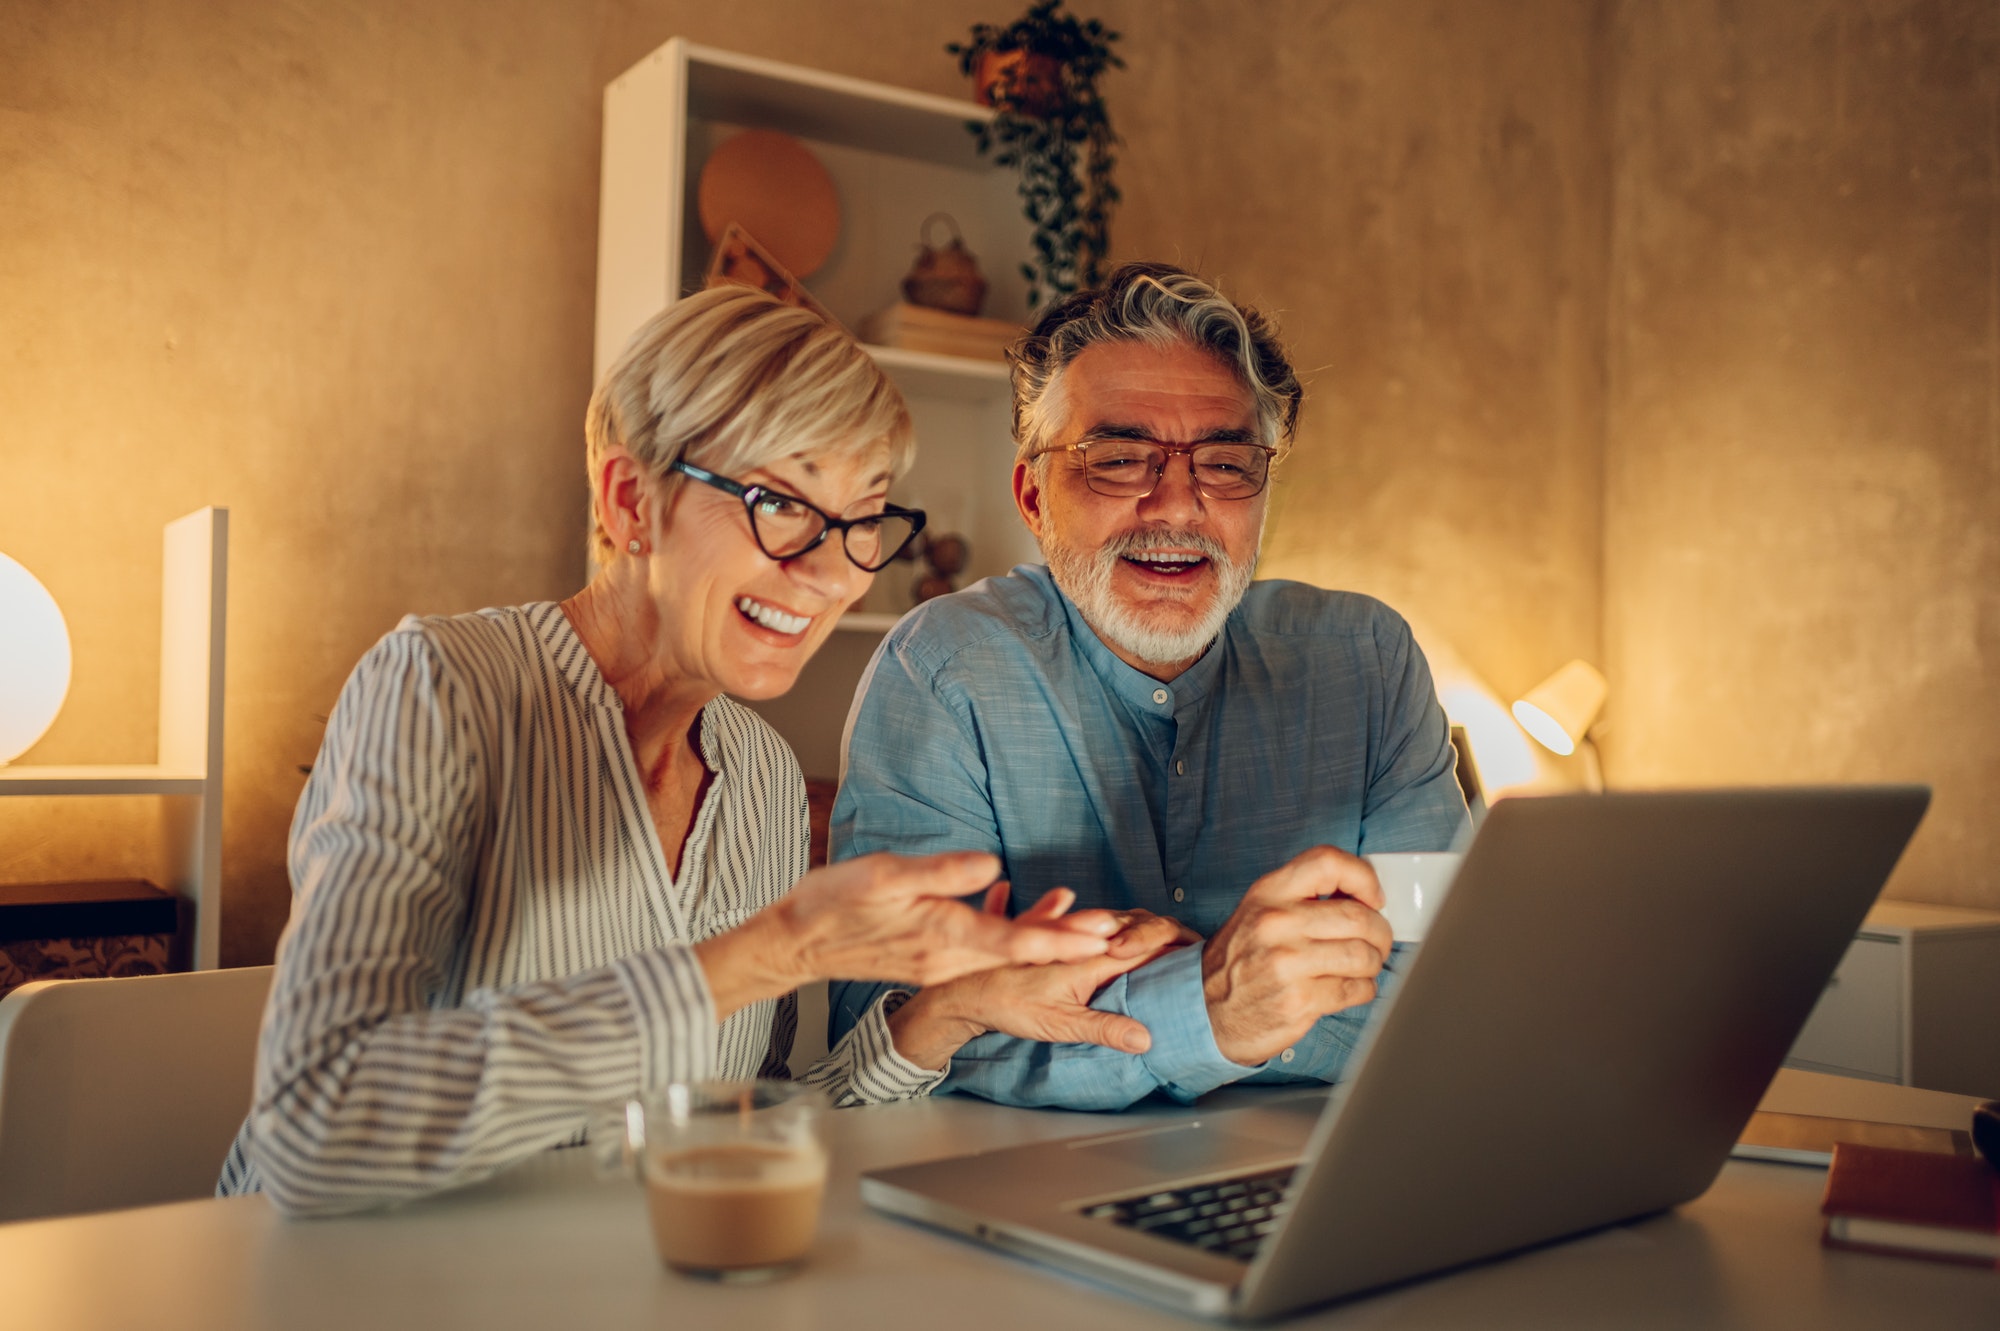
[0,552,72,764]
[1512,659,1606,758]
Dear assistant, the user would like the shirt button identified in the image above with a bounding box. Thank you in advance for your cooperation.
[1280,1048,1297,1064]
[1172,887,1185,903]
[1152,688,1169,705]
[1175,759,1186,776]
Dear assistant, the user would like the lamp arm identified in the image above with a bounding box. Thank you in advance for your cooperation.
[1581,733,1605,793]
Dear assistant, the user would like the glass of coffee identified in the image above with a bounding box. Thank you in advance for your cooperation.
[622,1080,829,1281]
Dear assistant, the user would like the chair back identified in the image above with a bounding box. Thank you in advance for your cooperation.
[0,965,273,1222]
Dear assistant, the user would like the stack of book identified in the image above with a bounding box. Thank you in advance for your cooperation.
[1821,1141,1999,1268]
[858,302,1022,362]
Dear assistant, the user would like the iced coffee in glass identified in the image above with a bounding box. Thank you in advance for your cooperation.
[626,1080,828,1281]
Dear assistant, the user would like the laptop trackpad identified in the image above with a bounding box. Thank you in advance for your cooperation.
[1071,1124,1298,1181]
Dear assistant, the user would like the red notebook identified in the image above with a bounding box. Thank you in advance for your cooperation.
[1821,1142,2000,1268]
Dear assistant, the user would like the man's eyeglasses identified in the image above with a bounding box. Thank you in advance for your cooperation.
[670,460,927,572]
[1037,438,1278,501]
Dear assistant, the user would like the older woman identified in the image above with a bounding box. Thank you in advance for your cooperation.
[217,286,1114,1216]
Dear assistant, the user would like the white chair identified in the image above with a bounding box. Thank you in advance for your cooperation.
[0,965,273,1223]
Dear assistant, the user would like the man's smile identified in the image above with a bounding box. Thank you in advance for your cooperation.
[1120,550,1210,579]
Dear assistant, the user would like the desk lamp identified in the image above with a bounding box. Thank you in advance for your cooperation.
[1512,659,1606,791]
[0,551,72,764]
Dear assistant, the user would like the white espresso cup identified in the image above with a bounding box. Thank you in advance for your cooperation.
[1363,852,1464,943]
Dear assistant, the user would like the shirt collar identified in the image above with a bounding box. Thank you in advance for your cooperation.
[529,601,725,774]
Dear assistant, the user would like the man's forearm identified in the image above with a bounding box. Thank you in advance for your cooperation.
[940,1035,1164,1109]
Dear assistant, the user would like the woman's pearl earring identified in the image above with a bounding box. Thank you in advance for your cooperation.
[627,538,644,556]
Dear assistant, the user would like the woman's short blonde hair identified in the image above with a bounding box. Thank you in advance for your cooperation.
[584,285,915,561]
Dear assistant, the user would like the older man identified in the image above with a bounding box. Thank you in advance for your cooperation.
[829,263,1469,1108]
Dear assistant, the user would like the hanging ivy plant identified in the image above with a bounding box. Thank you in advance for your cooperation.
[948,1,1123,311]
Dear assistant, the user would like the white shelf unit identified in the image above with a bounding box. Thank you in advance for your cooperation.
[1784,899,2000,1098]
[0,508,228,970]
[596,41,1036,775]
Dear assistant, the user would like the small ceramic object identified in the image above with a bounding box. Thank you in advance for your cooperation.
[901,214,987,318]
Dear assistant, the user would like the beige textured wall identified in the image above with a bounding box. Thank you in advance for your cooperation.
[1603,0,2000,906]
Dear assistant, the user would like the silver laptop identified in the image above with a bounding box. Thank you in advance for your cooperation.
[862,786,1931,1320]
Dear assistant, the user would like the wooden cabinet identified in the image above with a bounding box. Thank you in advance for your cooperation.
[593,39,1035,775]
[1785,900,2000,1098]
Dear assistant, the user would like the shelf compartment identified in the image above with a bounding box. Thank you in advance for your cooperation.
[681,43,994,169]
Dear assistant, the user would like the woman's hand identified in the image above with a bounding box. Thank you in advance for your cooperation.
[886,899,1202,1070]
[1095,907,1205,959]
[694,852,1115,1018]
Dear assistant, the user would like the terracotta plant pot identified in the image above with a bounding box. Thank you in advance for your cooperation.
[973,49,1063,116]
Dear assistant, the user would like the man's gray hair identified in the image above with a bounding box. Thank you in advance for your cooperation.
[1006,262,1303,465]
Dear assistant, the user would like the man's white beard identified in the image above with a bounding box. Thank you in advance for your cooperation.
[1042,525,1258,669]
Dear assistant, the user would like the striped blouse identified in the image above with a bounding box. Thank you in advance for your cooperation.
[217,602,943,1215]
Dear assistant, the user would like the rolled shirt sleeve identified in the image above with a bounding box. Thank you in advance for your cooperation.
[802,991,949,1105]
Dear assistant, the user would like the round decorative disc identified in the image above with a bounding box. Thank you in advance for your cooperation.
[698,130,841,279]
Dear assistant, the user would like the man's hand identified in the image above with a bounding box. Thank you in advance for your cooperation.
[1201,846,1392,1066]
[887,894,1201,1070]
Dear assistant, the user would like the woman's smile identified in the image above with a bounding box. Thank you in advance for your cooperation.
[734,593,814,638]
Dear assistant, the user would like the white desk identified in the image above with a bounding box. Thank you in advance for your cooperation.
[2,1074,1995,1328]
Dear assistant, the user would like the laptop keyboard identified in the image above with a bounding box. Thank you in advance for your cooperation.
[1083,1166,1297,1261]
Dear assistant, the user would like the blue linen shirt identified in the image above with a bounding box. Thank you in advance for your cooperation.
[829,564,1469,1109]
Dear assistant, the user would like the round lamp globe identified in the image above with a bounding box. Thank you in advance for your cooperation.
[0,552,73,764]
